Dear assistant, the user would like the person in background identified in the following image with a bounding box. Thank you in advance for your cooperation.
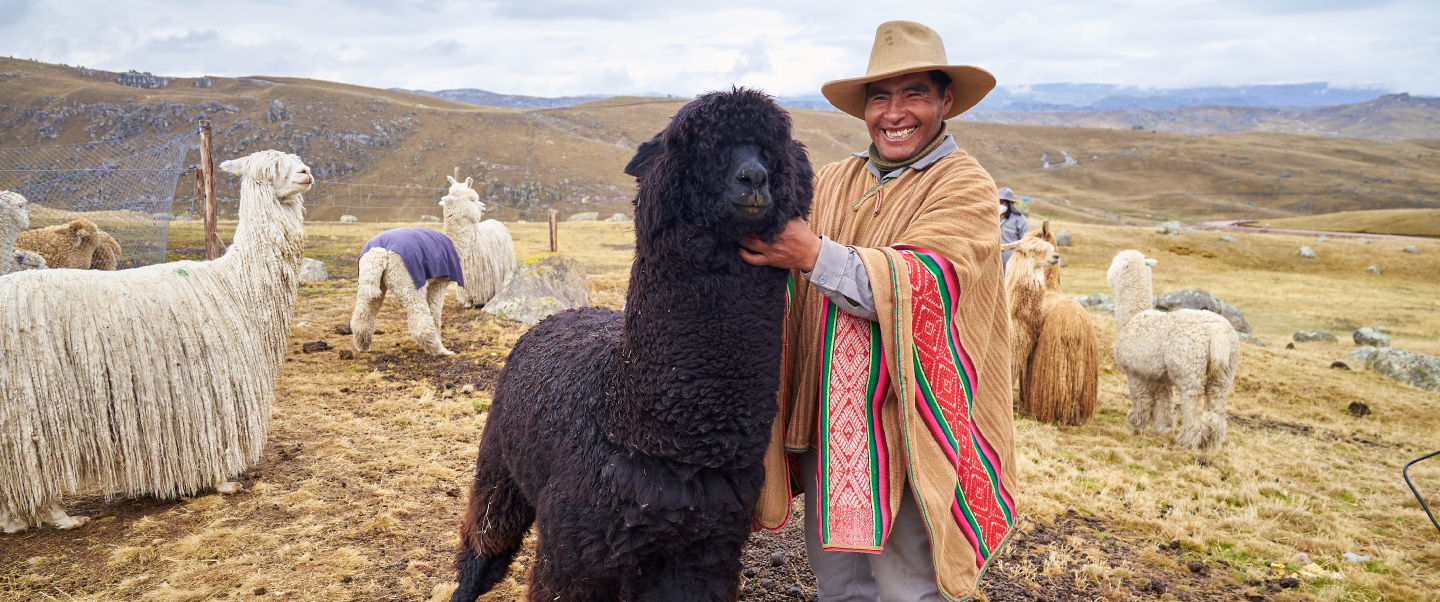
[998,186,1030,269]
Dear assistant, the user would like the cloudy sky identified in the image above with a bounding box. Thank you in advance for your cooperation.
[2,0,1436,98]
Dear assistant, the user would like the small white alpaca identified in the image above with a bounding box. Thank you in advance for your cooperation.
[0,150,311,532]
[1107,250,1239,449]
[441,175,516,308]
[350,228,464,356]
[0,191,46,275]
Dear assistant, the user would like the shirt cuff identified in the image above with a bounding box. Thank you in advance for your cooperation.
[802,236,879,322]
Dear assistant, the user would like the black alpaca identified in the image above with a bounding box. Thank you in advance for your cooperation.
[450,89,813,602]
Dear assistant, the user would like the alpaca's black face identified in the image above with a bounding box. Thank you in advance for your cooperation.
[720,145,772,225]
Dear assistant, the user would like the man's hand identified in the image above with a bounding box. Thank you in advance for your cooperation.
[739,217,823,272]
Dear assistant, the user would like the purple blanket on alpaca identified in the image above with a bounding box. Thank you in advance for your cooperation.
[360,228,466,290]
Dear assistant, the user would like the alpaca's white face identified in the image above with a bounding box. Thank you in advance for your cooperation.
[219,151,313,200]
[1,192,29,229]
[272,157,314,200]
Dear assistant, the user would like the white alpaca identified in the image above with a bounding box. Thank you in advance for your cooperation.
[0,150,311,532]
[1,191,46,275]
[441,175,516,308]
[1107,250,1239,449]
[350,228,463,357]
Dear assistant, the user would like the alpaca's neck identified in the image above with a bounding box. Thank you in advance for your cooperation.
[0,213,22,274]
[1113,270,1153,330]
[607,236,788,469]
[1006,259,1047,336]
[209,185,306,329]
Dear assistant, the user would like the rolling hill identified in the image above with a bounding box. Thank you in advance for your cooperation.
[2,57,1438,224]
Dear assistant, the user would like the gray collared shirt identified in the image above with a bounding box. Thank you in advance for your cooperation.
[801,135,959,322]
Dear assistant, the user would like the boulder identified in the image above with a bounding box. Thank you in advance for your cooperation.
[1156,221,1190,236]
[1055,230,1072,247]
[1238,332,1268,346]
[1292,330,1337,343]
[1403,245,1419,254]
[483,253,590,325]
[1218,234,1237,243]
[1362,239,1373,245]
[420,215,441,223]
[1366,266,1382,275]
[340,215,359,223]
[1317,235,1328,242]
[152,212,174,221]
[1347,346,1377,363]
[1298,247,1316,258]
[1073,293,1113,308]
[1366,348,1440,392]
[604,213,632,222]
[1153,289,1251,333]
[300,258,328,282]
[567,212,599,221]
[1352,327,1390,347]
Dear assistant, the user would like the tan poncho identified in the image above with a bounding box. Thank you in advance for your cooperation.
[754,149,1018,601]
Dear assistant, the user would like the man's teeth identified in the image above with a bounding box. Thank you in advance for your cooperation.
[885,127,915,139]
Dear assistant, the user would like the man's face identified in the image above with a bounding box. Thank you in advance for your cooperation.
[863,71,954,162]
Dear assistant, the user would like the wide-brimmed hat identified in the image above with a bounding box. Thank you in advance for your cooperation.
[821,21,996,120]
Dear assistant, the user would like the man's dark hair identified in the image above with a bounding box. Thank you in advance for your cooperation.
[928,70,952,93]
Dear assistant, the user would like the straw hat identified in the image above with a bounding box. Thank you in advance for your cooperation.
[821,21,996,120]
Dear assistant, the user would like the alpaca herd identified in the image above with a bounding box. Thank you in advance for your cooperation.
[0,95,1248,602]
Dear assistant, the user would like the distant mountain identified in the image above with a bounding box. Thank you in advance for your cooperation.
[391,88,610,110]
[974,82,1390,112]
[961,93,1440,139]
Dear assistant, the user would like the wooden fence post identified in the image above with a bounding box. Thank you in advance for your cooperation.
[548,209,558,253]
[200,119,218,260]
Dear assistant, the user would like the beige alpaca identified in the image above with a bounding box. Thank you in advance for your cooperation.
[1000,236,1058,396]
[14,219,103,269]
[1021,221,1098,425]
[350,246,454,357]
[441,175,516,308]
[1,191,46,275]
[0,150,311,532]
[1107,250,1239,449]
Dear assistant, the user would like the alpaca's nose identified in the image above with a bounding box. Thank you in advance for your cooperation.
[736,167,767,191]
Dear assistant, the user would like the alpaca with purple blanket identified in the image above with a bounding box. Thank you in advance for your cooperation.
[350,227,464,356]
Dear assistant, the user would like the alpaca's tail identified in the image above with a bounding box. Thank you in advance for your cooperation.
[1025,298,1099,425]
[1206,322,1236,381]
[451,433,534,602]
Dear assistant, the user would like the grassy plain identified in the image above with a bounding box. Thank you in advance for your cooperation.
[2,219,1439,602]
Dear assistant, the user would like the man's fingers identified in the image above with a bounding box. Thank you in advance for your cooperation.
[738,247,768,266]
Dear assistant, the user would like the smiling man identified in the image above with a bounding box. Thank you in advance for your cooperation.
[740,21,1017,602]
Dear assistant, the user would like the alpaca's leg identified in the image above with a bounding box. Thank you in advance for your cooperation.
[351,251,388,352]
[386,267,451,356]
[1196,375,1232,449]
[1149,382,1176,434]
[0,505,29,534]
[38,502,88,530]
[524,520,617,602]
[1125,377,1155,432]
[427,278,449,334]
[216,482,244,494]
[633,528,750,602]
[451,436,536,602]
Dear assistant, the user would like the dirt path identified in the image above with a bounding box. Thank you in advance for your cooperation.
[1191,220,1433,241]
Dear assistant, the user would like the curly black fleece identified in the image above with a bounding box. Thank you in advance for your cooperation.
[450,88,814,602]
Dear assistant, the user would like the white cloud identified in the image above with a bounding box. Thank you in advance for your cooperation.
[0,0,1434,97]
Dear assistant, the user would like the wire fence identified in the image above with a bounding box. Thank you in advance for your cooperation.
[0,130,197,268]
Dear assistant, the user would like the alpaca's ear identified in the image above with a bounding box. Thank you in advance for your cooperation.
[440,197,448,206]
[1000,240,1022,251]
[1042,220,1051,238]
[447,175,457,185]
[624,138,664,178]
[1144,258,1158,266]
[465,177,473,188]
[219,157,246,176]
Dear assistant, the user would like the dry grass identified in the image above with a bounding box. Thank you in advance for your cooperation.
[1,218,1438,601]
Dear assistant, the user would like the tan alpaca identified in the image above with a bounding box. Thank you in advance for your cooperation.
[14,219,103,269]
[1000,237,1058,398]
[1022,221,1099,425]
[440,175,516,308]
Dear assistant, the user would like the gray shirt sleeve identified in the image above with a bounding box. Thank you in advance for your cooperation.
[801,236,879,322]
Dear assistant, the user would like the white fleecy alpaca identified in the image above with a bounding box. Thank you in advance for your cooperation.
[441,175,516,308]
[0,150,311,533]
[350,232,458,357]
[1107,250,1240,449]
[0,191,45,275]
